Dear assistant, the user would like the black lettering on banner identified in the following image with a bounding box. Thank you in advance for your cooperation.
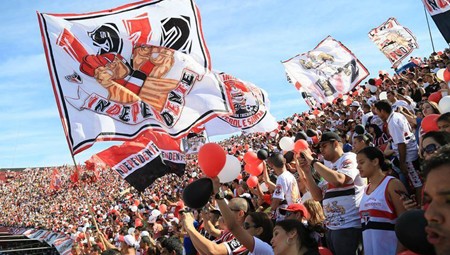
[119,106,131,122]
[168,92,182,104]
[94,100,111,112]
[160,16,192,53]
[181,72,195,85]
[161,111,174,126]
[141,101,153,118]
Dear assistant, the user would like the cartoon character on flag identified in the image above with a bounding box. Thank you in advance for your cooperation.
[79,45,178,112]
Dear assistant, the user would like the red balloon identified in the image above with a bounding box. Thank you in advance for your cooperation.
[397,251,420,255]
[428,91,442,103]
[294,139,309,153]
[159,204,167,214]
[198,143,226,178]
[133,199,140,206]
[135,218,143,228]
[444,69,450,82]
[244,162,263,176]
[246,175,258,188]
[318,247,333,255]
[422,114,440,133]
[375,79,382,86]
[243,151,260,165]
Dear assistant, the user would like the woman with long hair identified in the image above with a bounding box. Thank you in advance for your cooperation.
[357,147,408,255]
[271,219,320,255]
[367,124,389,151]
[303,199,326,246]
[420,131,450,160]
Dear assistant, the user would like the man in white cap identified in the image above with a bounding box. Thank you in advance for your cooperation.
[350,101,363,120]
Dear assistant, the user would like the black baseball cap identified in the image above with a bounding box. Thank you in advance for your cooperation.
[320,132,342,143]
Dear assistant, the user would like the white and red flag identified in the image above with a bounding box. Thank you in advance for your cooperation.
[205,72,277,136]
[282,36,369,106]
[49,168,61,191]
[422,0,450,44]
[368,17,418,67]
[37,0,232,155]
[87,130,185,191]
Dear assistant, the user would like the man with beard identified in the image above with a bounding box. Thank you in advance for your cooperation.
[423,145,450,255]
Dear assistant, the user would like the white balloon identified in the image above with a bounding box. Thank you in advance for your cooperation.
[379,91,388,100]
[369,85,378,93]
[439,96,450,113]
[217,155,241,183]
[279,136,294,151]
[437,69,446,81]
[260,182,268,193]
[270,132,276,137]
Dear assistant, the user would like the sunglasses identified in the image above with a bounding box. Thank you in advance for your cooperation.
[243,222,258,230]
[422,144,439,155]
[278,209,294,217]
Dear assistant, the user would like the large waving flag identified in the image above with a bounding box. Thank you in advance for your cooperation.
[88,131,185,192]
[422,0,450,44]
[205,72,278,136]
[368,17,418,67]
[282,36,369,105]
[37,0,233,155]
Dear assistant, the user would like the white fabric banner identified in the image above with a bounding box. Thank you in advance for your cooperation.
[368,17,418,67]
[205,72,278,136]
[282,36,369,105]
[37,0,233,154]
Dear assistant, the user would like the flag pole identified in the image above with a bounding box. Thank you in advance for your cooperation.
[424,4,436,52]
[71,155,107,249]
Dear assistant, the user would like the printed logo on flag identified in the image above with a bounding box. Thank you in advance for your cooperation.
[368,18,418,67]
[38,0,232,154]
[282,36,369,105]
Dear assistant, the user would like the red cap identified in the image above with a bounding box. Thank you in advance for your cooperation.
[280,203,310,219]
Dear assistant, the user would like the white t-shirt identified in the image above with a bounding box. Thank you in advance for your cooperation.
[392,100,414,113]
[361,112,373,127]
[250,237,274,255]
[273,171,301,205]
[387,112,419,162]
[320,152,366,230]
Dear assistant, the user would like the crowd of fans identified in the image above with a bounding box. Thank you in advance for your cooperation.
[2,48,450,255]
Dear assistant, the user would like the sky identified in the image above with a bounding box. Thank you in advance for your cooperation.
[0,0,448,168]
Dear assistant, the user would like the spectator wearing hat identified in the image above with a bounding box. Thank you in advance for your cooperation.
[374,100,422,204]
[299,131,365,255]
[350,101,364,120]
[278,203,309,224]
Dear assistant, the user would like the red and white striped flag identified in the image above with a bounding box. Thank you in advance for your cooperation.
[88,130,185,191]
